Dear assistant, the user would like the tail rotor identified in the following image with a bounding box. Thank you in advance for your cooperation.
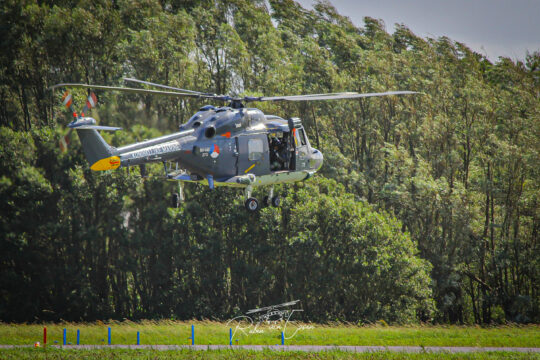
[58,91,98,152]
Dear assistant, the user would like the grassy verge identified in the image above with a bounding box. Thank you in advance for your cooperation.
[0,321,538,347]
[0,348,539,360]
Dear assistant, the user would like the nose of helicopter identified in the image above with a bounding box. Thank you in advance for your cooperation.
[311,148,323,171]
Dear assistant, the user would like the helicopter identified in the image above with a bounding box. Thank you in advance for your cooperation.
[51,78,415,211]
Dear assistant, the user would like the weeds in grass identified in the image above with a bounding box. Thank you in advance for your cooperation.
[0,322,538,347]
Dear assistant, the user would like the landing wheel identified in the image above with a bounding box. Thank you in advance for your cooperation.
[245,197,259,212]
[171,193,179,208]
[263,196,270,207]
[271,195,280,207]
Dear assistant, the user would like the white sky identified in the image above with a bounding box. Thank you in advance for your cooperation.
[295,0,540,62]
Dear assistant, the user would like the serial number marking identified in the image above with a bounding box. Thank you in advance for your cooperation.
[123,142,180,160]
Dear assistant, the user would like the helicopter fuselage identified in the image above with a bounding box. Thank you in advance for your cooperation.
[75,105,323,191]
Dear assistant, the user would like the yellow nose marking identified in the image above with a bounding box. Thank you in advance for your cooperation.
[90,156,121,171]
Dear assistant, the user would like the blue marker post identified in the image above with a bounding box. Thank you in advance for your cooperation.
[229,328,232,346]
[108,327,111,345]
[191,324,195,345]
[76,329,80,345]
[63,328,66,346]
[137,331,140,345]
[281,331,284,346]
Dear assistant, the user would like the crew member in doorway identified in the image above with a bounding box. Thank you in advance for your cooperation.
[270,135,286,171]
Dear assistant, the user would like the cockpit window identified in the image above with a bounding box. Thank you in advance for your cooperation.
[188,113,202,123]
[296,128,307,146]
[199,105,216,112]
[246,109,264,126]
[299,128,307,146]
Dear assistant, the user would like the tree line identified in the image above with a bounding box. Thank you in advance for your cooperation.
[0,0,538,324]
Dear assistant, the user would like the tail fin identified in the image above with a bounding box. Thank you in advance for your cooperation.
[69,118,122,171]
[55,89,121,170]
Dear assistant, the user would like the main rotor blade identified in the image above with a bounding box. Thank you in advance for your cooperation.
[49,83,214,99]
[123,78,213,96]
[258,90,418,101]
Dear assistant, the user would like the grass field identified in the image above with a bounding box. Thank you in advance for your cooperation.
[0,348,539,360]
[0,321,539,348]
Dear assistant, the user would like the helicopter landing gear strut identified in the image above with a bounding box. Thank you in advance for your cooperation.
[171,182,184,208]
[245,186,280,212]
[244,185,259,212]
[263,186,280,208]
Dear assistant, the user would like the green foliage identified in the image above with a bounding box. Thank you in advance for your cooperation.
[282,179,434,323]
[0,0,538,325]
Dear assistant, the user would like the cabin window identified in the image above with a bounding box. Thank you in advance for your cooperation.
[248,139,263,160]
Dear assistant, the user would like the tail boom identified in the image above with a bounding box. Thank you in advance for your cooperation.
[71,117,195,172]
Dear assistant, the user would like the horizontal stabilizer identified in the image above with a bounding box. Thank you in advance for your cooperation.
[68,124,122,131]
[67,118,121,131]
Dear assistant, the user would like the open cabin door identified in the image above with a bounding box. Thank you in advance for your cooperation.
[293,126,310,171]
[288,117,310,171]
